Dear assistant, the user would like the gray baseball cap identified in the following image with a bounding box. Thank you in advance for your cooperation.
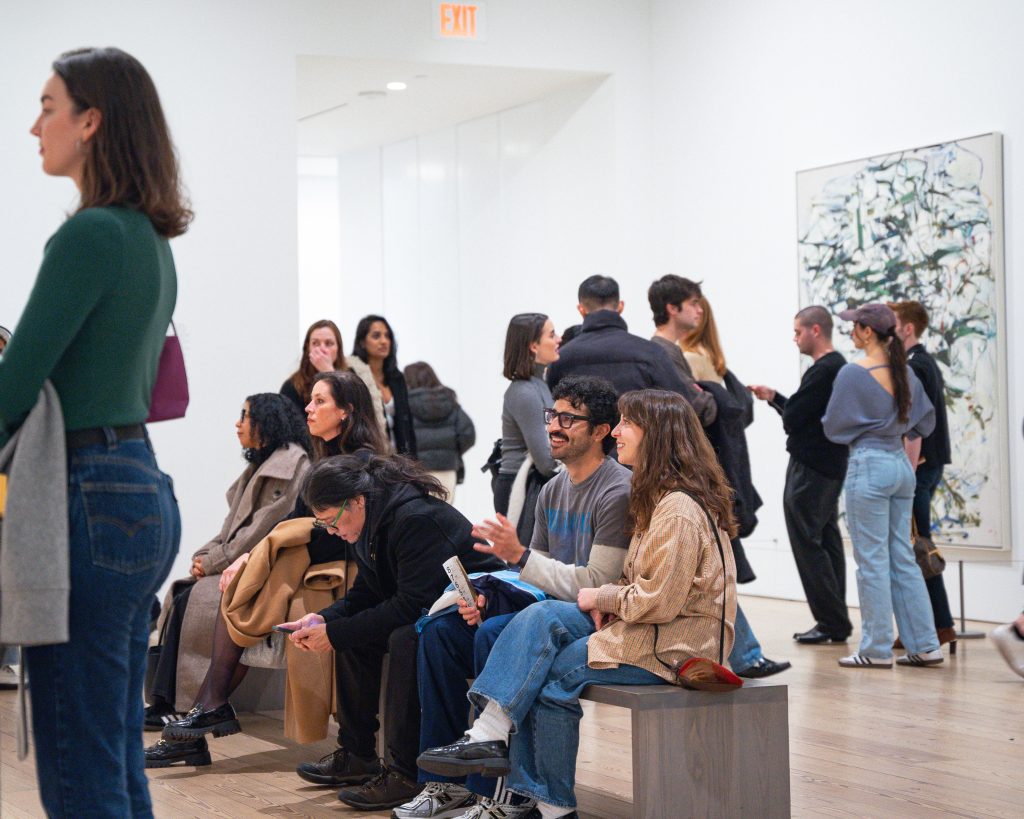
[837,303,896,335]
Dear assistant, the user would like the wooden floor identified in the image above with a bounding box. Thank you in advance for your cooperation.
[2,595,1021,818]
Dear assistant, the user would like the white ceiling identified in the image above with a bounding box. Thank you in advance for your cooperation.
[297,56,605,156]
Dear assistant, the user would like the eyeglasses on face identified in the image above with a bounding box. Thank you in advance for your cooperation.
[543,408,591,429]
[239,408,250,422]
[313,499,349,530]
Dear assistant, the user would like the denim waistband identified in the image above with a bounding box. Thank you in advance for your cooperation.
[850,438,904,454]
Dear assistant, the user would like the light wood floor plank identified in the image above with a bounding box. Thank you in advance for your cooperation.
[1,595,1020,817]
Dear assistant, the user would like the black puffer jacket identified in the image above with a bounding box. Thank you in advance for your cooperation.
[408,387,476,475]
[318,484,502,648]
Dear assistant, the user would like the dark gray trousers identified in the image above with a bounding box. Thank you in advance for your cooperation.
[783,458,852,638]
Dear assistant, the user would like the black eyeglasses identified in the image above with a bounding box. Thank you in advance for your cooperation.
[543,408,591,429]
[239,408,250,422]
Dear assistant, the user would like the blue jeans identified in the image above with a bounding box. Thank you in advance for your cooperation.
[844,447,938,658]
[24,435,180,818]
[469,601,662,809]
[416,611,514,788]
[728,604,762,672]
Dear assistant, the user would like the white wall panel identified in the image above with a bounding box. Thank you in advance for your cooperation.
[381,139,422,348]
[337,148,385,342]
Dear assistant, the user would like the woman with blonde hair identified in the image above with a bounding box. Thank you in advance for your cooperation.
[418,390,737,817]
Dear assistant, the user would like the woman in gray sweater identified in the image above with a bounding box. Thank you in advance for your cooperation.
[823,303,938,670]
[494,313,561,515]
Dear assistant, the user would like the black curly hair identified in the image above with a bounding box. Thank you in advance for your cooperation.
[552,375,620,454]
[243,393,312,466]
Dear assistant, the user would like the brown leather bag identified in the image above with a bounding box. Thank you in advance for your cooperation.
[912,518,946,580]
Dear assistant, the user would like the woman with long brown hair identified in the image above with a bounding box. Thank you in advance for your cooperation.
[0,47,188,815]
[680,295,727,384]
[418,390,737,817]
[281,318,386,437]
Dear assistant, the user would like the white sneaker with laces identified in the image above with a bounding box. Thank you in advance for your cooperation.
[450,796,537,819]
[392,781,477,819]
[837,654,893,668]
[991,624,1024,678]
[896,649,943,667]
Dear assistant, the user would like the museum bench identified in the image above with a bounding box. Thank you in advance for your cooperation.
[575,679,789,819]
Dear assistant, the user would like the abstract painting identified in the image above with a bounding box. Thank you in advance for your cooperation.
[797,133,1008,550]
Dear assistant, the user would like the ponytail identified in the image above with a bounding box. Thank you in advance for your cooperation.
[883,331,911,423]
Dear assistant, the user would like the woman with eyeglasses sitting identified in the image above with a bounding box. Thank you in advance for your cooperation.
[278,454,503,809]
[145,372,387,767]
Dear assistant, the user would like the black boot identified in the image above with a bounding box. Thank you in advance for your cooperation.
[295,747,381,786]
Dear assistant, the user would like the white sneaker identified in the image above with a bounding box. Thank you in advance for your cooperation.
[392,782,477,819]
[0,664,19,689]
[837,654,893,668]
[992,624,1024,679]
[896,649,944,667]
[450,797,537,819]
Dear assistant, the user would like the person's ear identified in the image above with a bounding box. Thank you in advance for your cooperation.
[616,300,625,314]
[593,423,611,443]
[529,341,540,358]
[576,303,587,318]
[79,107,102,144]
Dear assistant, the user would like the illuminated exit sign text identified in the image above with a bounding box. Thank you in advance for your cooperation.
[433,2,486,40]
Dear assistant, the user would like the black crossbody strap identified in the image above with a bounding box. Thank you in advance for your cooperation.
[652,490,729,668]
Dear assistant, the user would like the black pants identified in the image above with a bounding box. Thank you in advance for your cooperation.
[913,464,954,630]
[149,584,192,707]
[783,458,852,638]
[335,624,420,778]
[492,474,515,516]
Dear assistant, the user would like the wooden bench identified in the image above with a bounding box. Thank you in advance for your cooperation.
[575,680,789,819]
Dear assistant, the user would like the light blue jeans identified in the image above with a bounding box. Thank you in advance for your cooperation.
[469,600,663,808]
[844,447,938,658]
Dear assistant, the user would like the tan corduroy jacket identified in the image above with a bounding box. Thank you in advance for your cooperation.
[589,491,737,683]
[221,517,355,743]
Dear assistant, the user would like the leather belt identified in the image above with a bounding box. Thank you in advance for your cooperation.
[66,424,147,450]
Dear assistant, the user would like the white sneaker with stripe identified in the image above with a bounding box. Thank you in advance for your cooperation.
[896,649,944,666]
[391,781,477,818]
[837,653,893,668]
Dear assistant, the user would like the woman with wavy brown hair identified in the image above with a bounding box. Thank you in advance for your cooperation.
[418,390,737,817]
[0,47,189,815]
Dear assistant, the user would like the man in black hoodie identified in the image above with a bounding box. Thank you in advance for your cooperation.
[283,455,502,811]
[546,275,692,398]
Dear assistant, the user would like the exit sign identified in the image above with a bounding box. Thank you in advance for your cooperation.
[433,1,486,40]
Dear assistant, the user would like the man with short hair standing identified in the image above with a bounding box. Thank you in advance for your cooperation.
[646,274,717,426]
[395,375,631,819]
[545,275,691,399]
[750,306,852,643]
[888,300,956,646]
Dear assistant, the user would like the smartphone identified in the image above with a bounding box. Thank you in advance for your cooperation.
[272,625,296,634]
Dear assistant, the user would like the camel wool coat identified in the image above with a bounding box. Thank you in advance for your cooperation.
[171,443,309,709]
[221,517,355,743]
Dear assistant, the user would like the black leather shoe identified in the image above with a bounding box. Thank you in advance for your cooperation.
[144,737,211,768]
[296,747,381,786]
[337,765,422,809]
[794,626,848,644]
[417,735,510,778]
[736,657,792,679]
[161,703,241,741]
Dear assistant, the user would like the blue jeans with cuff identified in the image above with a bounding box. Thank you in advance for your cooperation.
[468,600,662,809]
[24,434,179,818]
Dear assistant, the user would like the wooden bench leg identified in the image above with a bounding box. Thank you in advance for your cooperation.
[630,697,790,818]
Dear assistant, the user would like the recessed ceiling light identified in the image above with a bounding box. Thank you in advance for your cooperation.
[386,81,407,91]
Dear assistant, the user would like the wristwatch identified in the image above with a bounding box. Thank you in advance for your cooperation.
[513,548,531,571]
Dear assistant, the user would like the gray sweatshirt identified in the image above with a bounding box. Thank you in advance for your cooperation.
[500,367,557,476]
[823,363,935,451]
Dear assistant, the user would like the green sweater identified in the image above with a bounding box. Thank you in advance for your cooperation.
[0,207,177,447]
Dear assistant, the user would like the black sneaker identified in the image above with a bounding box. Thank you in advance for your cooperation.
[161,703,241,741]
[417,735,510,778]
[144,702,187,732]
[145,737,212,768]
[337,764,423,810]
[296,747,381,786]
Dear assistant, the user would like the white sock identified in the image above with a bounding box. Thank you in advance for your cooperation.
[536,801,573,819]
[465,699,512,743]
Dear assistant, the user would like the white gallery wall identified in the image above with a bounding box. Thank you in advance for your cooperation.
[4,0,1021,619]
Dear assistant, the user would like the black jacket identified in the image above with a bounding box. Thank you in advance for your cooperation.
[385,370,418,459]
[318,484,502,647]
[408,387,476,475]
[546,311,691,398]
[771,351,848,480]
[700,373,763,583]
[907,345,951,467]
